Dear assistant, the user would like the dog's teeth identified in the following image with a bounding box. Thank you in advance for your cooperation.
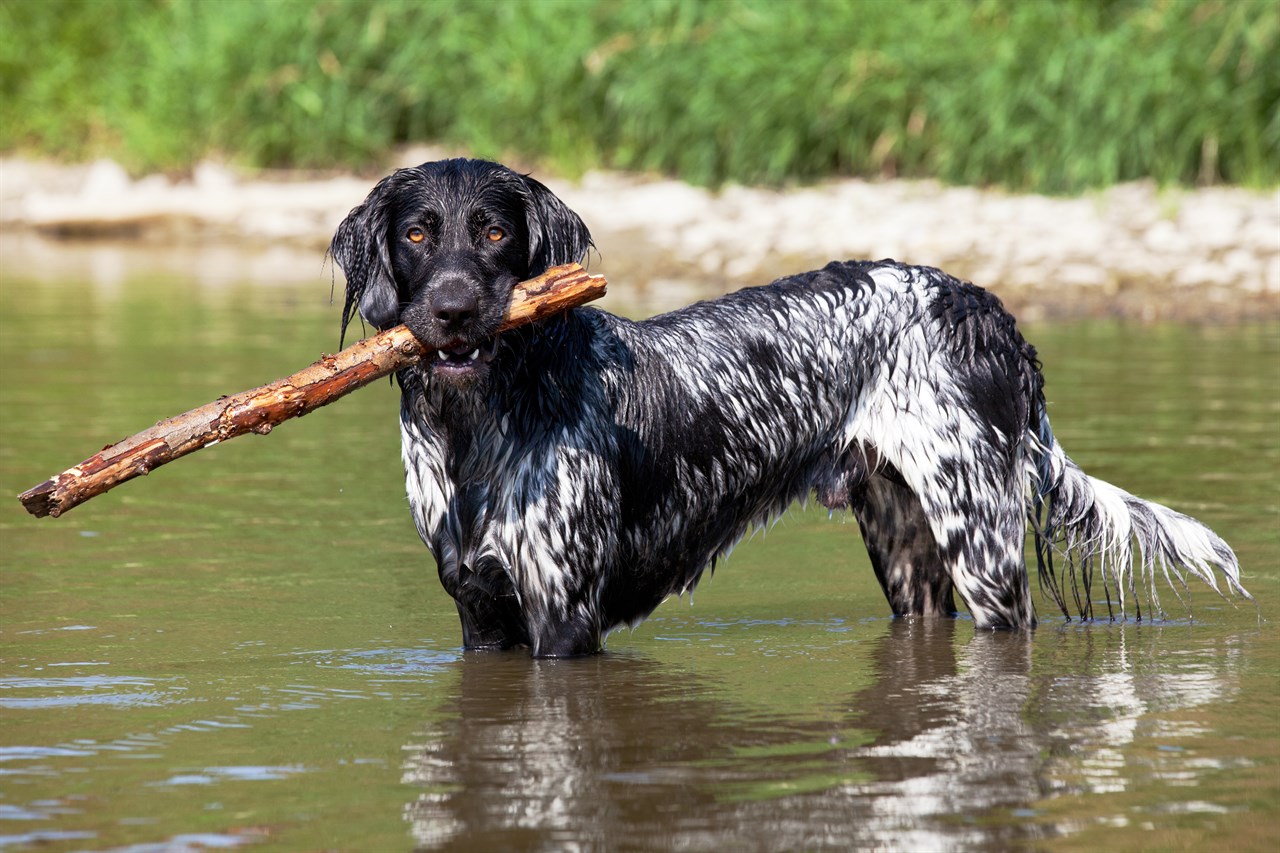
[438,350,449,361]
[467,348,480,362]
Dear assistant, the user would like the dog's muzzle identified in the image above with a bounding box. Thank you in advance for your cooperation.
[433,338,499,372]
[400,275,502,382]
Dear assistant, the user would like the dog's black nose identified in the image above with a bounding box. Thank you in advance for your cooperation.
[430,283,479,329]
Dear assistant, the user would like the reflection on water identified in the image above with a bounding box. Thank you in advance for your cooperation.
[848,623,1041,850]
[1035,626,1247,799]
[398,617,1258,852]
[0,256,1276,851]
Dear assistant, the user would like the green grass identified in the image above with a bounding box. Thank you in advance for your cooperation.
[1,0,1276,192]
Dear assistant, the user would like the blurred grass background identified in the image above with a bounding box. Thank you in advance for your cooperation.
[1,0,1276,192]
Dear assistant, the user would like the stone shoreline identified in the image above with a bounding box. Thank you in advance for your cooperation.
[2,155,1277,321]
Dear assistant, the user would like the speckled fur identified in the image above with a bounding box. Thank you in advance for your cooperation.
[330,159,1249,657]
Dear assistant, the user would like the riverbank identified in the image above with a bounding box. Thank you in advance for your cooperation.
[2,154,1277,322]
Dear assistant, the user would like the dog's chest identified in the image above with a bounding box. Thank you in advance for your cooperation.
[398,398,597,597]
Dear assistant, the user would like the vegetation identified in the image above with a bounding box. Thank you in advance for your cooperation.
[1,0,1276,192]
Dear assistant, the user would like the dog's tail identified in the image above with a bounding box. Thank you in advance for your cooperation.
[1026,410,1250,621]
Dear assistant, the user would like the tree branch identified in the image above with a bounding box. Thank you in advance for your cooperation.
[18,263,606,518]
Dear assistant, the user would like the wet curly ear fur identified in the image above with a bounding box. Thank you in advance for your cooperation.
[329,172,404,345]
[519,173,595,276]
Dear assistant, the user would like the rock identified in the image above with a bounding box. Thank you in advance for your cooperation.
[80,159,131,197]
[192,161,236,191]
[1056,263,1112,290]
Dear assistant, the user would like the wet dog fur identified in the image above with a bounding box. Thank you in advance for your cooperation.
[329,158,1248,657]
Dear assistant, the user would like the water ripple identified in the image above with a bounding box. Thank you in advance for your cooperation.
[148,765,308,787]
[302,646,459,676]
[0,675,181,710]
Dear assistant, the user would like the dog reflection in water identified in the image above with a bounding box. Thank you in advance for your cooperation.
[398,621,1222,847]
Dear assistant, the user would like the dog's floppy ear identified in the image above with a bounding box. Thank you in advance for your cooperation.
[328,173,403,345]
[520,173,595,276]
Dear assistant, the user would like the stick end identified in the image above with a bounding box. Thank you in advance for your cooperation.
[17,480,58,518]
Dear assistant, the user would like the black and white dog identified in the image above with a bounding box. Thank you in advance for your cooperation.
[330,158,1249,657]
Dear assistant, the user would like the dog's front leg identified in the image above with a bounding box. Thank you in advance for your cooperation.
[455,601,530,650]
[517,543,608,657]
[516,457,616,657]
[447,556,603,655]
[438,554,531,651]
[528,608,603,658]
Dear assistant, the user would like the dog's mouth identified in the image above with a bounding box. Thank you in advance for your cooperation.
[431,337,498,376]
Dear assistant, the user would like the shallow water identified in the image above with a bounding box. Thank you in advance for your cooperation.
[1,252,1277,852]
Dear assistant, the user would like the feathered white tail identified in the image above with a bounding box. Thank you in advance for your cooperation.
[1030,429,1250,621]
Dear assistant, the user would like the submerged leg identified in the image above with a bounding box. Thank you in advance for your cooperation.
[913,462,1036,629]
[440,555,531,650]
[852,475,957,617]
[529,614,604,658]
[852,431,1035,628]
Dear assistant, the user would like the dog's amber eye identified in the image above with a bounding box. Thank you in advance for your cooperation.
[406,227,425,243]
[486,226,505,242]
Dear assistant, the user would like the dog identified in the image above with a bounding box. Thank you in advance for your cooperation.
[329,158,1250,657]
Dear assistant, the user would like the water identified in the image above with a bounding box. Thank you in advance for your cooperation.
[1,244,1277,852]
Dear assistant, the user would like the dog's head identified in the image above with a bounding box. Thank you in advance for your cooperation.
[329,159,593,386]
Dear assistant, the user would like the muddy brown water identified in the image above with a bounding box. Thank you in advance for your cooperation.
[1,246,1277,852]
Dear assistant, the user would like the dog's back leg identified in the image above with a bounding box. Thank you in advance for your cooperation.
[866,417,1037,629]
[918,462,1036,629]
[852,475,957,617]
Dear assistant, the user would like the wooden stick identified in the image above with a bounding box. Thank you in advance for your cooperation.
[18,263,606,518]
